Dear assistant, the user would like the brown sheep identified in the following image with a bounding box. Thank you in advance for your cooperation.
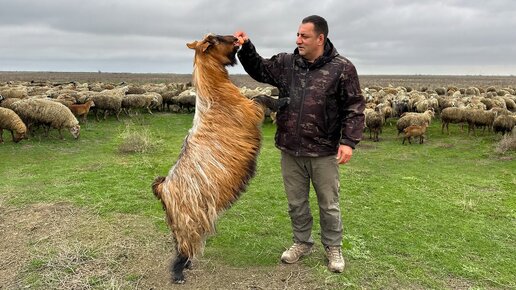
[0,107,27,143]
[402,123,428,144]
[68,100,95,123]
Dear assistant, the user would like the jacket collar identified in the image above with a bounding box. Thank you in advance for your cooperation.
[293,38,338,69]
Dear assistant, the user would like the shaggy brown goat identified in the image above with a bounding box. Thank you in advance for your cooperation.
[152,34,285,284]
[402,123,428,144]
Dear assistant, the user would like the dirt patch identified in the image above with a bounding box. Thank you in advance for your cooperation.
[0,202,333,290]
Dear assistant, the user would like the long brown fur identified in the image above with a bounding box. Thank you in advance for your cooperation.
[152,34,265,284]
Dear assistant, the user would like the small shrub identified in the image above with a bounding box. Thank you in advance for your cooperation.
[118,125,154,154]
[494,133,516,154]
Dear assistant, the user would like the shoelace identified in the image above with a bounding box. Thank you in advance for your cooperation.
[326,247,343,260]
[289,243,309,255]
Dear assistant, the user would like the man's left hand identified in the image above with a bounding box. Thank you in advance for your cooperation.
[336,145,353,164]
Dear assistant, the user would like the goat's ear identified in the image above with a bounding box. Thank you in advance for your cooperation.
[186,41,198,49]
[200,41,211,52]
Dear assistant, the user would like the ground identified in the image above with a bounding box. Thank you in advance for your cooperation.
[0,200,332,290]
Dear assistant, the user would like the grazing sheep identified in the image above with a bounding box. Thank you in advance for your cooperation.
[0,107,27,143]
[86,86,128,121]
[152,34,278,284]
[0,97,22,110]
[493,114,516,135]
[11,99,80,139]
[365,109,384,142]
[402,123,428,144]
[441,107,467,134]
[464,109,498,135]
[396,109,434,135]
[68,100,95,123]
[122,93,159,115]
[161,89,181,111]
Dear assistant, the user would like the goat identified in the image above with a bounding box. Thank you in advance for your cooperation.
[152,34,286,284]
[402,123,428,144]
[68,100,95,123]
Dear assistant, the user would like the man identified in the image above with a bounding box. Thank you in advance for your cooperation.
[235,15,365,273]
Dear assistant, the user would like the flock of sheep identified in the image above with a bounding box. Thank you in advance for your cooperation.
[0,80,275,143]
[363,84,516,144]
[0,80,515,144]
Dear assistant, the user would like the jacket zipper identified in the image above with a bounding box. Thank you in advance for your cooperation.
[295,67,309,156]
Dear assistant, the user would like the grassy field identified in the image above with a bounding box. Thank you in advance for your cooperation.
[1,112,515,289]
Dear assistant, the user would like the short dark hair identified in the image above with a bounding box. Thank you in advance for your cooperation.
[302,15,329,42]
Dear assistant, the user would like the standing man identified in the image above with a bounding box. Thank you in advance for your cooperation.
[235,15,365,273]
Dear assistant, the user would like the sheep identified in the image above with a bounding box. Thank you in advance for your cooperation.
[396,109,434,135]
[151,34,283,284]
[0,107,27,143]
[364,109,384,142]
[122,93,159,115]
[0,97,22,110]
[10,98,80,139]
[68,100,95,123]
[161,89,181,111]
[85,86,128,121]
[402,123,428,144]
[464,109,498,135]
[441,107,467,134]
[493,114,516,135]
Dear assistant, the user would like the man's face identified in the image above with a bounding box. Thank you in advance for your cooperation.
[296,22,324,61]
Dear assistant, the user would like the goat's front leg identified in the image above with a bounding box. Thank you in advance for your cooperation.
[252,95,290,112]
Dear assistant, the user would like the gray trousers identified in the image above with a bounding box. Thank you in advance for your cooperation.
[280,151,343,247]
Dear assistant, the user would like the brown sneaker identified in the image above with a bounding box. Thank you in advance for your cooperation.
[281,243,312,264]
[325,246,345,273]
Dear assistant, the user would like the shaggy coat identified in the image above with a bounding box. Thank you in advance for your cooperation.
[0,107,27,143]
[441,107,466,134]
[152,34,267,284]
[11,98,80,139]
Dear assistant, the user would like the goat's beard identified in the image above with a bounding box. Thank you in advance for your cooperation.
[227,46,239,66]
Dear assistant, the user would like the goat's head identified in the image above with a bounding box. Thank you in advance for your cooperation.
[187,34,241,66]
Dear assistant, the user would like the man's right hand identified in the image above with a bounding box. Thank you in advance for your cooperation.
[234,31,249,43]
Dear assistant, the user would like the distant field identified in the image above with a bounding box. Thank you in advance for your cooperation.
[1,71,515,89]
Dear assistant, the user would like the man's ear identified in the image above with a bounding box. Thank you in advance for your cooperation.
[186,41,198,49]
[318,34,325,46]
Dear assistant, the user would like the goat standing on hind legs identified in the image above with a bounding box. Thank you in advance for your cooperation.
[152,34,287,284]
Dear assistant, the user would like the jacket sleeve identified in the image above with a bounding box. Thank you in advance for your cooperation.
[339,63,365,149]
[237,40,286,88]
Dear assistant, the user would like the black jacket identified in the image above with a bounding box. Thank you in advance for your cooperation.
[238,39,365,157]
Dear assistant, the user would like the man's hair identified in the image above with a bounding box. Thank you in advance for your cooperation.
[302,15,329,42]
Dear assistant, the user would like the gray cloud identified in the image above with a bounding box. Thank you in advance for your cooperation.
[1,0,515,75]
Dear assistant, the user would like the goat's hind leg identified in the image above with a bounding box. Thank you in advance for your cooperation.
[170,251,190,284]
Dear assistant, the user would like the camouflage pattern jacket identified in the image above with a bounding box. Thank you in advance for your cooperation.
[238,39,365,157]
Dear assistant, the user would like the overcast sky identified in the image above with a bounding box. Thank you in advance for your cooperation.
[1,0,515,75]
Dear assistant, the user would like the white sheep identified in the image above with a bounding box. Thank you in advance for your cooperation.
[11,98,80,139]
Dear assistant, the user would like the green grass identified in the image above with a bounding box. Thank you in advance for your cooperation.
[1,113,514,289]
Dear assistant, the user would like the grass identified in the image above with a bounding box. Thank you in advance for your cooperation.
[1,113,515,289]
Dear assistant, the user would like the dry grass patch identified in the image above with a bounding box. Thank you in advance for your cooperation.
[494,133,516,154]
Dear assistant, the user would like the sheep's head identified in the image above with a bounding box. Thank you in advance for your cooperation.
[187,34,241,66]
[70,124,81,139]
[13,132,27,143]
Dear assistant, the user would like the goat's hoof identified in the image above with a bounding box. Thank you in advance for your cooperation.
[173,275,186,284]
